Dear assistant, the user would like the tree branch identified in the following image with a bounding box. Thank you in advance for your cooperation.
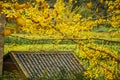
[51,26,120,63]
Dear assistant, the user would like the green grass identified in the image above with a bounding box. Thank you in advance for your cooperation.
[4,42,120,54]
[5,36,76,44]
[4,44,79,54]
[1,70,85,80]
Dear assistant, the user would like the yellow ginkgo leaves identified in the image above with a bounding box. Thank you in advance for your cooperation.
[16,17,26,26]
[14,3,30,10]
[99,0,103,4]
[36,0,44,3]
[44,13,50,19]
[4,29,11,36]
[87,2,92,9]
[96,8,99,12]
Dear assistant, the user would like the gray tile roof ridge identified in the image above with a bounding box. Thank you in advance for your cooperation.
[9,50,74,54]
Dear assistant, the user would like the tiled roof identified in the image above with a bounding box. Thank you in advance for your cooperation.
[8,51,84,78]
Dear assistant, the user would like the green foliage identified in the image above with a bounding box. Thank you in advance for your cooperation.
[5,36,75,44]
[2,70,85,80]
[1,71,26,80]
[76,7,92,18]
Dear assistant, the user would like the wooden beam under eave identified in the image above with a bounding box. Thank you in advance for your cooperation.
[10,52,29,78]
[0,14,6,75]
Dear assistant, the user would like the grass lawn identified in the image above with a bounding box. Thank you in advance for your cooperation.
[4,44,79,54]
[4,42,120,54]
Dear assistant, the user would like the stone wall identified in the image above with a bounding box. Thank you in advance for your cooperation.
[0,14,6,75]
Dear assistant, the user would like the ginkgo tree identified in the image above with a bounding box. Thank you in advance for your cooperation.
[0,0,120,79]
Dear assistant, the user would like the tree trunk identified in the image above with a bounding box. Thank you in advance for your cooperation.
[0,14,6,75]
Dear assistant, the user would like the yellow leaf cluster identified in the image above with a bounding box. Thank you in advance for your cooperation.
[87,2,92,9]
